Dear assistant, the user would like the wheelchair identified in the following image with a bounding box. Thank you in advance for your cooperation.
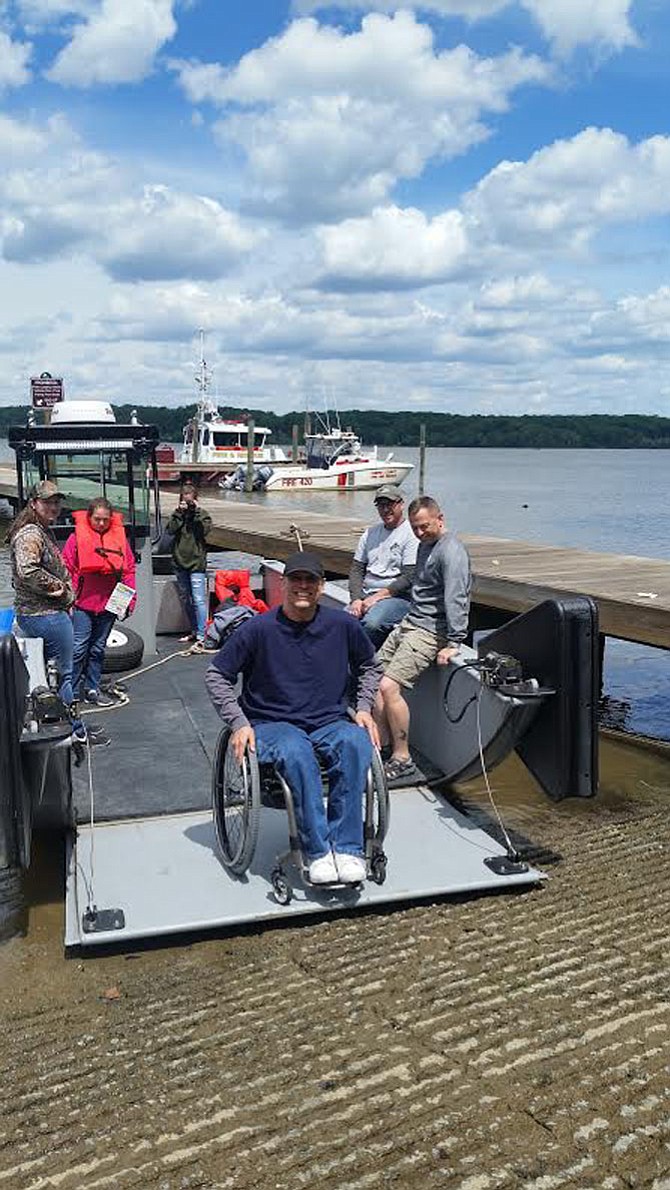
[211,725,390,904]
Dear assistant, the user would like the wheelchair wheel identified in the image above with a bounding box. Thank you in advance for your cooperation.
[212,728,261,875]
[271,866,293,905]
[367,747,390,846]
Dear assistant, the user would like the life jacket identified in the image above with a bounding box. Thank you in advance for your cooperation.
[214,568,268,614]
[73,509,128,577]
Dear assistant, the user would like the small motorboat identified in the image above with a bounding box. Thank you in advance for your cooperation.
[220,425,413,493]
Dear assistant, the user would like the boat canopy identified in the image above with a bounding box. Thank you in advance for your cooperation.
[8,417,160,552]
[305,430,364,469]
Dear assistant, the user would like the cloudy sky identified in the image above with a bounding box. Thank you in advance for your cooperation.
[1,0,669,415]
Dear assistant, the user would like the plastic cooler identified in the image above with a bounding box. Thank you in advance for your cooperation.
[0,608,15,634]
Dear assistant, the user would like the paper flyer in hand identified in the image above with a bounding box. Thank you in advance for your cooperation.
[105,582,135,617]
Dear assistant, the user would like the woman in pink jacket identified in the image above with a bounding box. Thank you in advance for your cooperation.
[62,497,136,707]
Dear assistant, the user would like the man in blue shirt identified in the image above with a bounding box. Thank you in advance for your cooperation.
[205,552,382,885]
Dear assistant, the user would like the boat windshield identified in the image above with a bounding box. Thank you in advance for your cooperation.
[212,431,267,448]
[18,449,151,538]
[305,433,360,468]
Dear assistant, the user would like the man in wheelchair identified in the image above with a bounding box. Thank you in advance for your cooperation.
[205,551,382,885]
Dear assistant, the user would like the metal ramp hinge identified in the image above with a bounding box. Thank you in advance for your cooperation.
[484,855,529,877]
[82,906,126,934]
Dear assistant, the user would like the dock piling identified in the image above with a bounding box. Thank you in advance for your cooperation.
[245,418,255,493]
[419,424,426,495]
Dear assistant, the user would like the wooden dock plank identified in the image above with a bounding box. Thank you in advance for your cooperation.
[1,465,669,648]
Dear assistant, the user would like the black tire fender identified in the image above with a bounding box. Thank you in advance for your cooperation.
[102,625,144,673]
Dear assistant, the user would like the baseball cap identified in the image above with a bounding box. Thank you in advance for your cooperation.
[374,484,403,503]
[29,479,63,501]
[284,551,324,579]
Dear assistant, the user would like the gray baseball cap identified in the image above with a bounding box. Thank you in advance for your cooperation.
[374,484,403,503]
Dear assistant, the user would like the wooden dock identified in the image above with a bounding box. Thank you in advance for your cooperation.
[194,494,670,650]
[1,465,669,649]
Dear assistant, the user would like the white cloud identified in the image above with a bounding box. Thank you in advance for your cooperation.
[13,1,95,28]
[100,186,260,282]
[521,0,637,56]
[476,273,560,307]
[0,30,32,88]
[47,0,177,86]
[312,128,670,292]
[172,12,549,223]
[291,0,639,55]
[0,117,258,278]
[464,128,670,255]
[0,113,49,160]
[317,205,469,289]
[590,287,670,348]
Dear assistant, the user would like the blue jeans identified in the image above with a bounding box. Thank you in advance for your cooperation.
[254,719,372,862]
[72,608,116,697]
[175,568,208,640]
[16,611,83,732]
[361,596,410,649]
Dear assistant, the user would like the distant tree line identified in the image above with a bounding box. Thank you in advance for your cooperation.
[1,404,670,448]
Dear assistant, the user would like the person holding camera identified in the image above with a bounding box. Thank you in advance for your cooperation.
[167,482,212,653]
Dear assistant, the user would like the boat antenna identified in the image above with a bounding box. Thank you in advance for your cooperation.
[331,386,341,433]
[194,328,213,409]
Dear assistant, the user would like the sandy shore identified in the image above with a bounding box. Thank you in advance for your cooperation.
[1,740,669,1190]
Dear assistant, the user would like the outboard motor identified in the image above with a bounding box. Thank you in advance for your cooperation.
[220,465,246,491]
[253,465,274,489]
[221,464,274,491]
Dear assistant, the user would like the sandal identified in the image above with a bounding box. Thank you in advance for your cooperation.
[384,756,421,787]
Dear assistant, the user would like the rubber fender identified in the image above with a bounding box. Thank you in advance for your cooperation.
[479,596,599,800]
[0,634,32,869]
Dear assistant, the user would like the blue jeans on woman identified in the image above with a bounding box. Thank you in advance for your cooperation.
[175,568,208,641]
[16,610,83,733]
[254,719,372,862]
[72,608,115,698]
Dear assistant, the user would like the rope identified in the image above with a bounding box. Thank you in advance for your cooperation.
[475,686,518,859]
[114,646,195,682]
[79,646,196,715]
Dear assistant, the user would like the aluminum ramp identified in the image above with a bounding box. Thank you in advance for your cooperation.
[65,785,544,948]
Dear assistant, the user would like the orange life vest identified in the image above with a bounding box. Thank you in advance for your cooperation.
[214,568,268,614]
[73,509,128,577]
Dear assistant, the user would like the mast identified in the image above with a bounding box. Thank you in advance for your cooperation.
[194,328,213,414]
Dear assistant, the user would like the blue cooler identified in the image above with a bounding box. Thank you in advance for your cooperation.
[0,608,15,635]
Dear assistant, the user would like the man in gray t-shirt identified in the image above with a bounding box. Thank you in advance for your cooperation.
[375,496,471,787]
[347,485,418,648]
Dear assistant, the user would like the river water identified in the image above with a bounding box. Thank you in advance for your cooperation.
[1,442,669,738]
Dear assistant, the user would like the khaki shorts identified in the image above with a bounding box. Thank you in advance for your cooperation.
[377,621,448,689]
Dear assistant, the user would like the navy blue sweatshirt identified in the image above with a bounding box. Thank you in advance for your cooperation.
[205,605,381,733]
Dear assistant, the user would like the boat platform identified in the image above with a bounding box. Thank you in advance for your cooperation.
[66,638,543,949]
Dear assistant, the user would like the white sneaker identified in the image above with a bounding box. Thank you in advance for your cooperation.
[334,853,366,884]
[308,853,339,884]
